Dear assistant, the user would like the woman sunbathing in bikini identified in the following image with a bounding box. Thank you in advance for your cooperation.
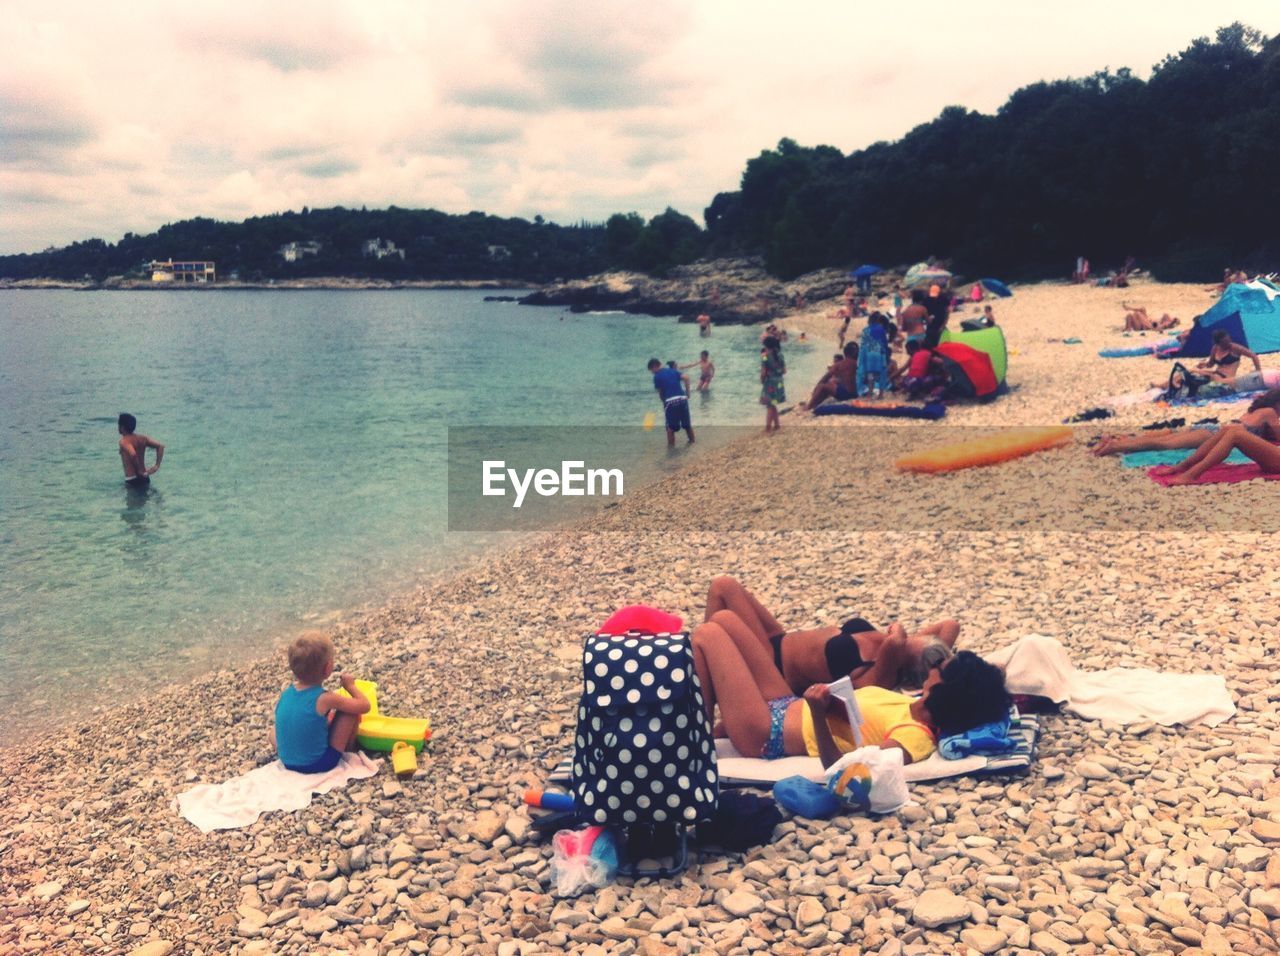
[1122,305,1179,332]
[1092,390,1280,457]
[1196,330,1261,383]
[690,616,1009,767]
[1153,390,1280,485]
[703,576,959,693]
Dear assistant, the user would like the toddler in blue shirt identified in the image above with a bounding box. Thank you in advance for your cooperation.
[274,631,370,773]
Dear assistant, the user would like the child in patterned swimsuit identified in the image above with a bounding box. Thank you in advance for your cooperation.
[760,336,786,433]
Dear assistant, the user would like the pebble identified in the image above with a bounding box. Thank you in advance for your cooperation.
[301,913,338,936]
[468,810,507,845]
[1253,819,1280,843]
[1249,888,1280,918]
[959,926,1007,954]
[911,888,971,928]
[129,944,174,956]
[31,881,62,901]
[795,897,825,927]
[721,890,764,918]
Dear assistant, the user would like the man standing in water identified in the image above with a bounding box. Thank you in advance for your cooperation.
[118,413,164,489]
[647,359,695,447]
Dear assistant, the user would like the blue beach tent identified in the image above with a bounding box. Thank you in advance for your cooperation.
[980,278,1013,297]
[1175,283,1280,358]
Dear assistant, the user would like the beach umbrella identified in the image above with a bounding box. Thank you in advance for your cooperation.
[903,263,952,289]
[980,278,1013,297]
[850,264,882,278]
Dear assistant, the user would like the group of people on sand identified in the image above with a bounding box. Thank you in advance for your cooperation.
[271,576,1011,775]
[800,285,988,409]
[691,577,1008,767]
[1092,389,1280,484]
[652,276,991,436]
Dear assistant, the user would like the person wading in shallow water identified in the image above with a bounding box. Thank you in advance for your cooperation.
[118,413,164,489]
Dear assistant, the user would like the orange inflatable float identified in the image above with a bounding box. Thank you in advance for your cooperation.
[895,426,1073,474]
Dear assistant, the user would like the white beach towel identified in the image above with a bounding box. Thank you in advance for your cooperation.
[987,634,1235,727]
[175,753,382,832]
[713,739,990,786]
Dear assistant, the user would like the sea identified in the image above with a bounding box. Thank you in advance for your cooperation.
[0,289,827,743]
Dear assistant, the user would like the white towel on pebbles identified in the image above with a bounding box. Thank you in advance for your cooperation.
[987,634,1235,727]
[175,752,382,832]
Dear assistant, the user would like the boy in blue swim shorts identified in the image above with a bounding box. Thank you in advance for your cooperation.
[274,632,370,774]
[648,358,695,446]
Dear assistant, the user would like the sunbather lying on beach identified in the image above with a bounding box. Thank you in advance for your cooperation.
[1092,390,1280,456]
[690,618,1009,767]
[1149,390,1280,485]
[704,576,959,692]
[1122,305,1179,332]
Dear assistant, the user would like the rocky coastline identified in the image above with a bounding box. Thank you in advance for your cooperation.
[518,258,862,324]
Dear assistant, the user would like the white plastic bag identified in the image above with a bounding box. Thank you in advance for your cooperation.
[548,826,618,897]
[824,745,909,814]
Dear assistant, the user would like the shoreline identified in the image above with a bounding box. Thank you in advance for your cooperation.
[0,277,534,292]
[4,278,1280,954]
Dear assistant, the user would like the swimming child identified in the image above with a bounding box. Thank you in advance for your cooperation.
[760,335,786,434]
[274,632,371,773]
[681,351,716,391]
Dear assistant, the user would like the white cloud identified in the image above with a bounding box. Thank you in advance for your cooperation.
[1,0,1279,253]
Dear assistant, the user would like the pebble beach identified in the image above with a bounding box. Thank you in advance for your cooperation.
[3,279,1279,956]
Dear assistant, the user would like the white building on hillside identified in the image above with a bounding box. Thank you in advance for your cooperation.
[150,259,216,283]
[279,241,323,262]
[362,238,405,261]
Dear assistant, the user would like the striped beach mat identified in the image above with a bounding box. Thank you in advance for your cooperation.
[549,714,1041,790]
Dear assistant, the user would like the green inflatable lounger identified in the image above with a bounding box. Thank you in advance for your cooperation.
[941,326,1008,385]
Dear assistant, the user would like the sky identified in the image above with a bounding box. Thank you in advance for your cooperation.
[3,1,1279,255]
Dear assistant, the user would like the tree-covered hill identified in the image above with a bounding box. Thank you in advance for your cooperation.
[703,23,1280,281]
[0,206,707,284]
[5,24,1277,285]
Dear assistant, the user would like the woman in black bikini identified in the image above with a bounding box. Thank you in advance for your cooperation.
[1196,329,1260,382]
[703,576,959,694]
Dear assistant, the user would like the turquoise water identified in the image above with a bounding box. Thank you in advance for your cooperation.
[0,289,826,741]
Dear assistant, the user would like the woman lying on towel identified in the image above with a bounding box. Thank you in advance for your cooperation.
[1122,304,1179,332]
[1155,393,1280,485]
[704,576,958,692]
[1092,389,1280,457]
[690,618,1009,768]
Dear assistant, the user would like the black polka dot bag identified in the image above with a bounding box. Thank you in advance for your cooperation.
[573,631,719,844]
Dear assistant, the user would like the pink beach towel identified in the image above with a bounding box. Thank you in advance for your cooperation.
[1148,462,1280,486]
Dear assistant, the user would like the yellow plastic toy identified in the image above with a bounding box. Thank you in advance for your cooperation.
[895,426,1073,474]
[338,679,432,754]
[391,741,418,777]
[642,411,655,431]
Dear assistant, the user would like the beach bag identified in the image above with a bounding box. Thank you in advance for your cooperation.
[1165,362,1212,400]
[573,630,718,876]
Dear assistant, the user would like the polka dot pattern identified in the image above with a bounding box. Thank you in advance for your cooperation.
[573,630,719,828]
